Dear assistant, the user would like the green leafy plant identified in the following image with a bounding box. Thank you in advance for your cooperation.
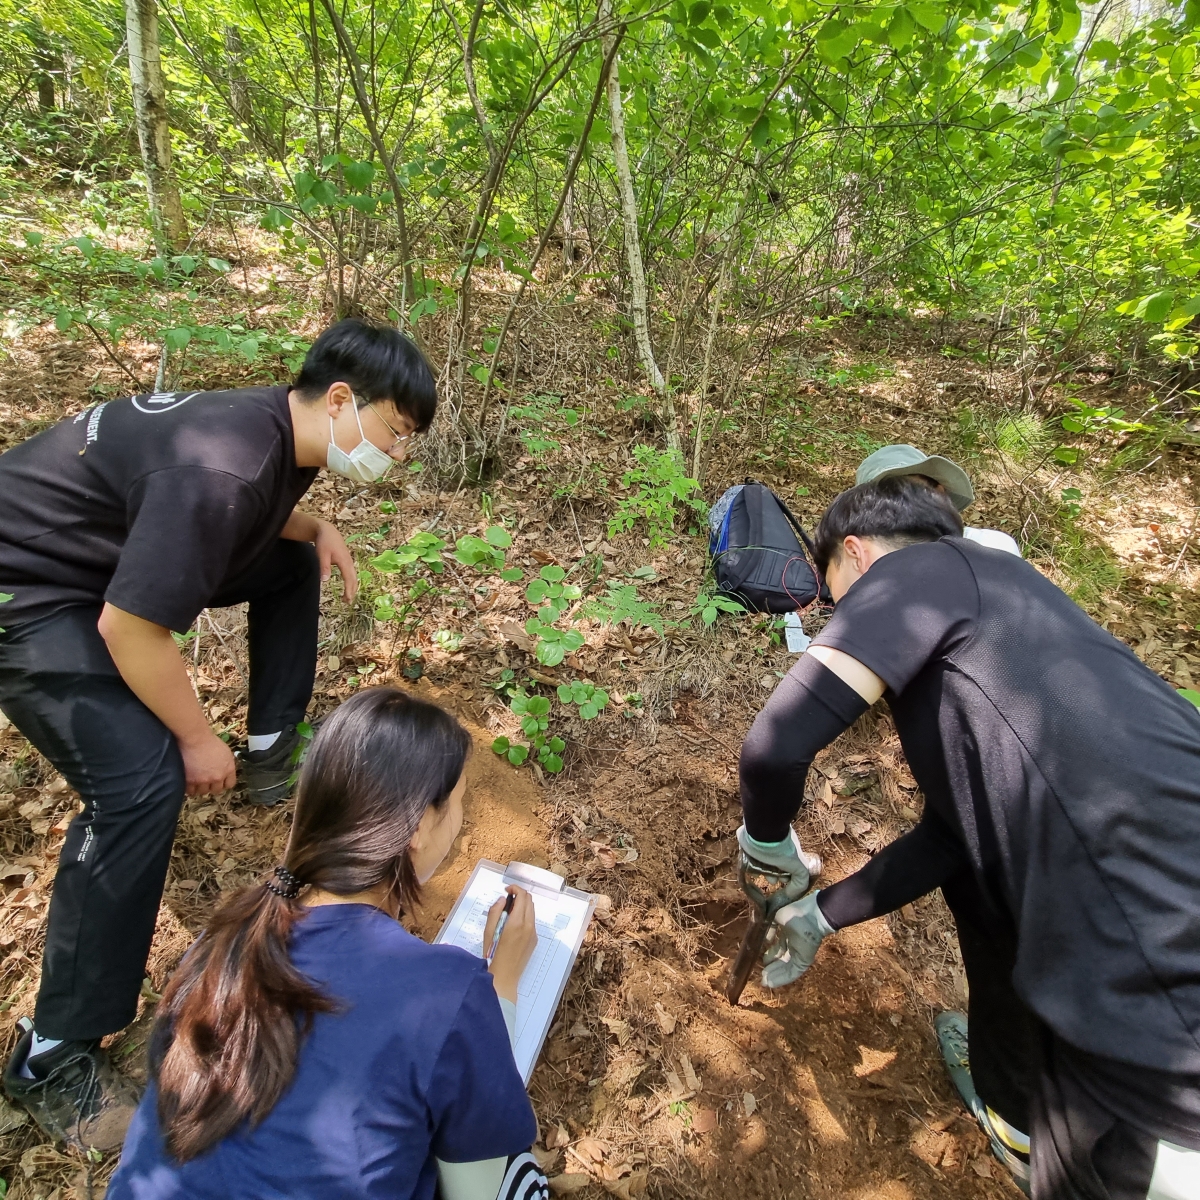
[557,680,610,719]
[454,525,513,571]
[526,616,585,668]
[370,532,446,575]
[432,628,464,653]
[363,532,449,652]
[689,588,746,626]
[522,565,585,666]
[492,690,566,772]
[583,582,667,636]
[509,393,581,459]
[608,446,706,548]
[526,564,580,616]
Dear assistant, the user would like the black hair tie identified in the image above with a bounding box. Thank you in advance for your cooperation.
[264,865,303,900]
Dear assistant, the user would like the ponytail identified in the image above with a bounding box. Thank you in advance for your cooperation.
[153,877,337,1162]
[150,688,471,1163]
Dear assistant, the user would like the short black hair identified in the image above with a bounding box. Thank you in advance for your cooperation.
[814,475,964,573]
[294,318,437,432]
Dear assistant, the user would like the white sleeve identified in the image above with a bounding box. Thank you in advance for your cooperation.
[437,1157,508,1200]
[497,997,517,1048]
[964,526,1022,558]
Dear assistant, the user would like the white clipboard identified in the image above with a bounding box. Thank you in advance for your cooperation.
[434,859,596,1083]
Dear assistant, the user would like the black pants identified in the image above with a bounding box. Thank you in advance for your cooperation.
[944,873,1200,1198]
[944,870,1038,1136]
[0,540,319,1041]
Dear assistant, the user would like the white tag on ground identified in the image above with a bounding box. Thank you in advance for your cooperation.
[784,612,811,653]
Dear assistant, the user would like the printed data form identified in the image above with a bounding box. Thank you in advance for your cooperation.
[435,861,594,1082]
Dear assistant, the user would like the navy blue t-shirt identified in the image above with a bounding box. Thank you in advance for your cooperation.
[109,904,536,1200]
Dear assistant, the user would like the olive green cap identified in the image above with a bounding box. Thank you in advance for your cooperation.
[855,444,974,511]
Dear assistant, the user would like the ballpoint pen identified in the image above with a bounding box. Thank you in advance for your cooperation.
[486,891,516,962]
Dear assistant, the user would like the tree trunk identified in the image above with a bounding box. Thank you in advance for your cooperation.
[562,182,575,269]
[225,26,252,125]
[125,0,187,251]
[35,48,58,112]
[599,0,679,454]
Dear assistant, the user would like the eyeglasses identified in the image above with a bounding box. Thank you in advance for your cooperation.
[366,402,415,457]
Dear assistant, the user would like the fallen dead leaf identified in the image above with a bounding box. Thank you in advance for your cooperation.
[602,1017,632,1046]
[742,1092,757,1116]
[592,842,617,869]
[653,1002,676,1035]
[574,1136,608,1163]
[665,1069,687,1099]
[0,1099,28,1135]
[532,1146,561,1173]
[604,1169,649,1199]
[622,847,639,864]
[498,619,537,653]
[680,1054,701,1092]
[546,1123,571,1150]
[971,1156,994,1178]
[548,1174,591,1195]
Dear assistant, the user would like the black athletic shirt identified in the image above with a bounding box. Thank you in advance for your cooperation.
[748,538,1200,1074]
[0,386,317,633]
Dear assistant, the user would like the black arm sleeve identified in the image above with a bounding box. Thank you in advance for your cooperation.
[816,808,968,930]
[739,654,870,842]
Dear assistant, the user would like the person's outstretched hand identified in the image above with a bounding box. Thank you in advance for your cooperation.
[180,731,238,797]
[314,518,358,603]
[485,885,538,1004]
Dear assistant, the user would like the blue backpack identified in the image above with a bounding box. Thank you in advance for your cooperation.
[708,481,823,613]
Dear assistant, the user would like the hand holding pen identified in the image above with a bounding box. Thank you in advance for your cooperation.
[483,884,537,1005]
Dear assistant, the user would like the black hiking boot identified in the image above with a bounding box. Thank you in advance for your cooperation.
[3,1020,140,1153]
[239,721,316,806]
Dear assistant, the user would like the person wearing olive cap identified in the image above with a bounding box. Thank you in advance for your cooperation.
[856,443,1021,557]
[737,476,1200,1197]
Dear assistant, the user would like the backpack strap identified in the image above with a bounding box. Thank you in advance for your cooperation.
[777,498,818,560]
[775,493,832,606]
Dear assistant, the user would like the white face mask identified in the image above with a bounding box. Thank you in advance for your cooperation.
[326,398,394,484]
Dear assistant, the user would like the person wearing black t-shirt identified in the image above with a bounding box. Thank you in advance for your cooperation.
[736,476,1200,1199]
[0,318,436,1150]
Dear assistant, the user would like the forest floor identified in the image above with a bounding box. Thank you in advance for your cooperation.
[1,236,1199,1200]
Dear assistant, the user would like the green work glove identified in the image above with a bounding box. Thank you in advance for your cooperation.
[736,825,821,898]
[762,890,836,988]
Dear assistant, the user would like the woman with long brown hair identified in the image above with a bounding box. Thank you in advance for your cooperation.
[108,686,547,1200]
